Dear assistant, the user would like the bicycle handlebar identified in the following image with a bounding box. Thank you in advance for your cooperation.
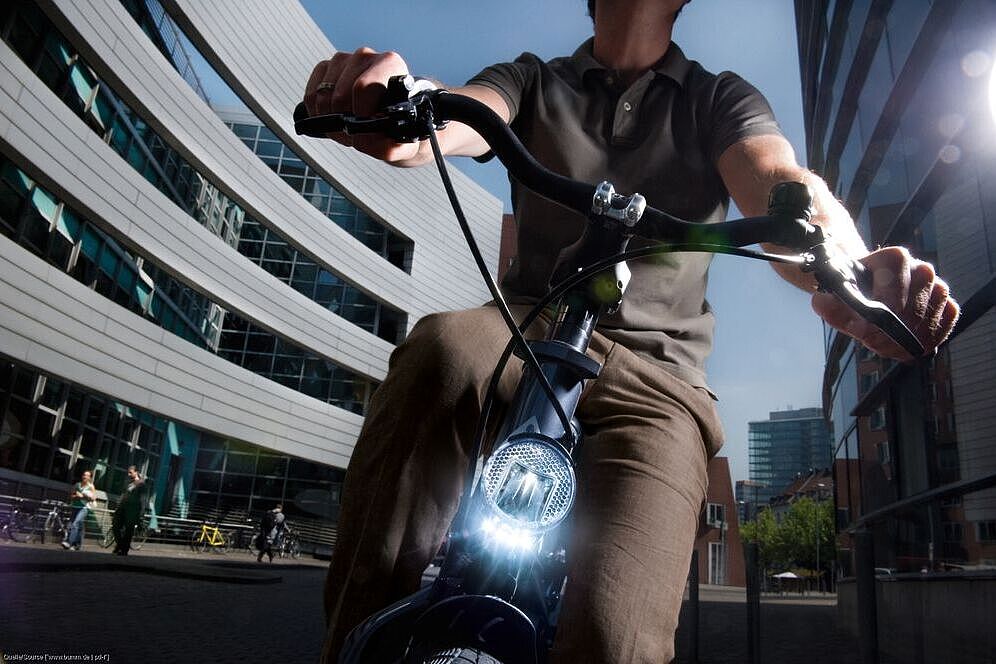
[292,76,925,358]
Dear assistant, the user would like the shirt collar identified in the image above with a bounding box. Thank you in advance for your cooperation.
[569,37,692,87]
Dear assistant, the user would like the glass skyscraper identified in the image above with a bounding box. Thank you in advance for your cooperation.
[748,407,833,506]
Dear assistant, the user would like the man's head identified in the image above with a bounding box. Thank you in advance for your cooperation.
[127,465,139,481]
[275,503,283,512]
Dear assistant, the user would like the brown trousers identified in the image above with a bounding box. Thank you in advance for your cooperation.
[321,306,724,664]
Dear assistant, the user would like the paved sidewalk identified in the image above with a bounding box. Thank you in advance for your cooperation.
[0,540,328,663]
[0,541,861,663]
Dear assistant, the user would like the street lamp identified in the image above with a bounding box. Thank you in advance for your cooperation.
[814,482,827,593]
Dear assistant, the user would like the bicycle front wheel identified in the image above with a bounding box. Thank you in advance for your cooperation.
[20,514,42,543]
[5,512,29,543]
[421,648,503,664]
[100,529,116,549]
[132,525,149,551]
[289,539,301,560]
[42,514,58,545]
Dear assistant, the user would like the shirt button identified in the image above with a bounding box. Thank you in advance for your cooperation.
[623,102,633,112]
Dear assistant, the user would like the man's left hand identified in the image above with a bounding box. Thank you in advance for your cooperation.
[811,246,960,361]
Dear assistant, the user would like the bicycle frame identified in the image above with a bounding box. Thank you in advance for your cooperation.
[337,186,659,664]
[192,523,226,547]
[294,79,924,664]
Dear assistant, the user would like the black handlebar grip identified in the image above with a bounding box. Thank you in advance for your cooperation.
[293,102,348,138]
[767,182,814,222]
[293,102,309,124]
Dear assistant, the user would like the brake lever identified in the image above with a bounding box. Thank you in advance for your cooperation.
[805,245,926,358]
[293,75,444,142]
[766,182,925,359]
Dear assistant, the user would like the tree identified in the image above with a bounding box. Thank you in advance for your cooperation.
[741,497,835,578]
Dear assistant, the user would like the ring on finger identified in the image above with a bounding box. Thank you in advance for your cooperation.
[316,81,335,92]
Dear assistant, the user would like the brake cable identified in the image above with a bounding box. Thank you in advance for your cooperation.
[456,242,808,519]
[425,115,577,447]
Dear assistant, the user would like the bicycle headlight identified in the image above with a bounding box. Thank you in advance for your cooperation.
[480,434,575,538]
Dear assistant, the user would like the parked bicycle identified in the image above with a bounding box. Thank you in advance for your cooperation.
[0,498,31,543]
[295,79,929,664]
[275,527,301,560]
[189,520,233,553]
[228,525,257,555]
[34,499,69,544]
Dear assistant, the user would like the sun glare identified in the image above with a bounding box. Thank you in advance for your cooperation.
[990,52,996,125]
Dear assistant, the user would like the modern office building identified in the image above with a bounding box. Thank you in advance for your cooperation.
[796,1,996,660]
[747,407,832,506]
[0,1,500,534]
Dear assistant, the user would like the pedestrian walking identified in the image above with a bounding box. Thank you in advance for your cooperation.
[111,466,145,556]
[62,469,95,550]
[257,503,286,563]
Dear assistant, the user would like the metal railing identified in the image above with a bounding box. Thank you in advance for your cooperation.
[0,494,337,556]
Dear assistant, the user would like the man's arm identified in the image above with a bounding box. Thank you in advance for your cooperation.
[303,48,510,166]
[717,133,959,361]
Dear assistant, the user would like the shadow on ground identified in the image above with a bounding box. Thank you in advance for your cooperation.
[675,596,859,663]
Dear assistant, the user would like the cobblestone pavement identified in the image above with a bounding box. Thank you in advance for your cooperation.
[1,541,861,663]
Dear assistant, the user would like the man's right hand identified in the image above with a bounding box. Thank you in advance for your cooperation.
[303,48,420,163]
[303,49,509,166]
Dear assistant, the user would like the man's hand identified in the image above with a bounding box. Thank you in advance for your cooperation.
[304,48,419,163]
[303,49,509,166]
[811,246,960,362]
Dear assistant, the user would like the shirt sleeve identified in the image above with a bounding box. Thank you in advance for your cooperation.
[703,72,784,163]
[466,53,540,123]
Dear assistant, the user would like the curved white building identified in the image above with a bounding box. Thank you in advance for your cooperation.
[0,0,500,529]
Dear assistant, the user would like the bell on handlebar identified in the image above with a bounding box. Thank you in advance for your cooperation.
[385,75,437,104]
[767,182,814,222]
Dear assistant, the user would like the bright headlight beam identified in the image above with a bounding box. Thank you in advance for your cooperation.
[479,516,538,551]
[990,53,996,125]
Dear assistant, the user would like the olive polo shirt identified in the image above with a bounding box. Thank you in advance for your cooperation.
[468,39,783,390]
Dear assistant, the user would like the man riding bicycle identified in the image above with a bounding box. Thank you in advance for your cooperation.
[304,1,958,661]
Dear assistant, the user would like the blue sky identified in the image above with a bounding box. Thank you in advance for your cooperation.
[298,0,826,485]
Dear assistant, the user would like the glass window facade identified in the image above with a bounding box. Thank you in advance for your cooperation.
[119,0,212,103]
[748,408,833,506]
[119,0,415,275]
[0,2,404,344]
[237,218,405,344]
[190,436,343,521]
[0,155,219,348]
[0,152,378,415]
[0,360,166,500]
[823,0,872,161]
[0,357,344,537]
[801,0,996,575]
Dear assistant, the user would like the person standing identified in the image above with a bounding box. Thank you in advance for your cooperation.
[62,469,95,551]
[257,503,286,563]
[111,465,145,556]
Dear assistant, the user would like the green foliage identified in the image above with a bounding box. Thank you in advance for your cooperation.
[741,497,835,574]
